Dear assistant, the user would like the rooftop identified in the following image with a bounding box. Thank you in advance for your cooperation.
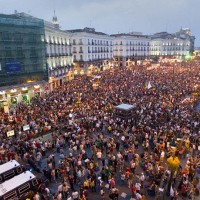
[0,171,35,196]
[0,12,44,27]
[116,103,135,111]
[0,160,20,174]
[66,27,108,36]
[111,33,148,38]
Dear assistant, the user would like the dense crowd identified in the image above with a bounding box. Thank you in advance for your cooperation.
[0,62,200,200]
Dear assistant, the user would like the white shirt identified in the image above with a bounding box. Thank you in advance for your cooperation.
[140,174,145,182]
[72,191,79,199]
[136,192,142,200]
[57,193,62,200]
[135,183,141,191]
[58,184,63,192]
[161,151,165,157]
[170,186,174,197]
[97,151,102,158]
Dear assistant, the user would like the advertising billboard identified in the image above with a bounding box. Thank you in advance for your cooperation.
[6,62,21,74]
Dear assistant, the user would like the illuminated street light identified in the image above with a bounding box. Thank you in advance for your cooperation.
[10,89,17,93]
[0,91,5,95]
[34,85,40,89]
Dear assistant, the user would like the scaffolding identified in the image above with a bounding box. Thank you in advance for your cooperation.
[0,13,48,87]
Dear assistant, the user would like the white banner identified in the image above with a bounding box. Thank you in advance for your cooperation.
[23,124,30,131]
[7,130,15,137]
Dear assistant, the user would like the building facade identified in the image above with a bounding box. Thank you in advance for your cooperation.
[0,13,48,110]
[176,28,195,55]
[44,16,73,91]
[150,29,194,59]
[111,33,151,66]
[67,27,113,75]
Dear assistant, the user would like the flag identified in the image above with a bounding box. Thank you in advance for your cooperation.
[147,81,152,89]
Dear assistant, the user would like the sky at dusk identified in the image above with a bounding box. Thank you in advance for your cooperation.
[0,0,199,46]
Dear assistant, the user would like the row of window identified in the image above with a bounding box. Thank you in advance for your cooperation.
[48,60,69,68]
[152,52,187,56]
[151,48,188,51]
[114,53,148,56]
[0,32,44,42]
[72,39,112,46]
[47,36,70,45]
[152,43,190,46]
[49,46,70,54]
[115,41,150,46]
[162,43,190,46]
[114,47,149,51]
[73,54,112,61]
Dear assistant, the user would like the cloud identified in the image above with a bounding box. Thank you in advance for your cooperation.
[0,0,199,46]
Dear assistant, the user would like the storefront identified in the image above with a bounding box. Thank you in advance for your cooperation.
[9,89,19,106]
[21,88,30,104]
[0,81,46,113]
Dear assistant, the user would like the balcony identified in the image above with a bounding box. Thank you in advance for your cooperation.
[73,51,77,53]
[79,42,83,45]
[79,50,84,53]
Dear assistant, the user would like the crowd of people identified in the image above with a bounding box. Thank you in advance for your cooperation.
[0,61,200,200]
